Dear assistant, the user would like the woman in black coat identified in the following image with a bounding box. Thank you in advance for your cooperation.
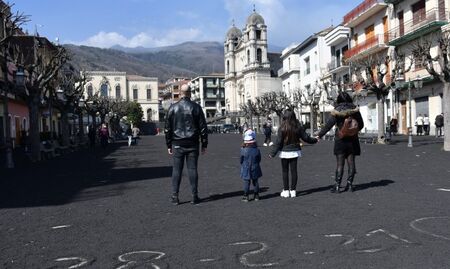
[317,92,364,193]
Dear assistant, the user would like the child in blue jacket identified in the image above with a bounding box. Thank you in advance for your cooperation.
[240,129,262,202]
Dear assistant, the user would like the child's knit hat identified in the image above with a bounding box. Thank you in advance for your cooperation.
[243,129,256,143]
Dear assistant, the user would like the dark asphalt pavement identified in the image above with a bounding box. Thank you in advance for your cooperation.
[1,134,450,268]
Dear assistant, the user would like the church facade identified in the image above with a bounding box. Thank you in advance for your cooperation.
[223,11,281,115]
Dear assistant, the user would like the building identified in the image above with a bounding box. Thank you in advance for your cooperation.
[190,74,225,119]
[343,0,392,132]
[84,71,159,122]
[280,27,333,126]
[160,77,191,112]
[223,10,282,117]
[386,0,448,135]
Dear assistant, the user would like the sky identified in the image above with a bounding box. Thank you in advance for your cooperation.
[13,0,362,49]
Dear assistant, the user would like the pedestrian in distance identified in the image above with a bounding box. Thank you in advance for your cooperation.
[269,109,318,198]
[240,129,262,202]
[165,84,208,205]
[415,114,424,136]
[423,114,430,135]
[389,118,398,136]
[98,123,109,149]
[435,113,444,137]
[263,117,273,147]
[126,126,132,147]
[316,91,364,193]
[132,126,140,145]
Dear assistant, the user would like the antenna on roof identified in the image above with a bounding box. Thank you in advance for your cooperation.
[232,19,235,27]
[253,4,256,12]
[331,19,334,27]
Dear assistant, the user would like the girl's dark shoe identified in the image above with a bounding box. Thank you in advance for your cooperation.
[171,195,179,205]
[242,195,249,202]
[253,193,260,201]
[191,195,200,205]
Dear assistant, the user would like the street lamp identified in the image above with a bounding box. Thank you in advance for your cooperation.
[395,76,414,147]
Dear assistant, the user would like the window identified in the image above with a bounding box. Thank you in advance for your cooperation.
[87,85,93,97]
[226,60,230,73]
[412,0,426,25]
[247,50,251,64]
[115,85,121,99]
[256,48,262,63]
[304,57,310,75]
[256,30,261,40]
[288,82,290,91]
[288,57,291,69]
[147,88,152,100]
[133,88,138,100]
[100,84,108,97]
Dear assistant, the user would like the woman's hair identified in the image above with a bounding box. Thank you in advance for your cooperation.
[336,91,353,104]
[280,109,300,145]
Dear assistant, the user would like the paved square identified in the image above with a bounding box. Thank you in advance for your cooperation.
[1,135,449,268]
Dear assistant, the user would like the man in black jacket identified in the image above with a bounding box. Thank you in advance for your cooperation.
[165,84,208,205]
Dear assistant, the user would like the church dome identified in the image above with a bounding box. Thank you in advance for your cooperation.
[226,26,242,40]
[246,12,265,25]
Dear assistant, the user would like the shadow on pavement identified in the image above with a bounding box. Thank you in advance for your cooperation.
[353,179,395,192]
[203,187,269,202]
[0,142,171,209]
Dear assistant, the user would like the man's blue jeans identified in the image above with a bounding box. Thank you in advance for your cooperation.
[172,146,199,196]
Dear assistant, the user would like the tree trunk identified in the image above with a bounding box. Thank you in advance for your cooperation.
[60,111,70,146]
[310,105,314,134]
[377,98,386,144]
[29,94,41,162]
[444,82,450,151]
[78,111,84,140]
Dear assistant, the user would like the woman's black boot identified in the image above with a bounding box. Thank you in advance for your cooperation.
[344,174,355,192]
[331,171,342,193]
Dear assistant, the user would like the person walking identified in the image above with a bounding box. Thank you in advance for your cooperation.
[98,124,109,149]
[132,126,140,145]
[165,84,208,205]
[263,117,273,147]
[389,118,398,136]
[126,126,132,147]
[435,113,444,137]
[415,114,424,136]
[269,109,318,198]
[240,129,262,202]
[423,114,430,135]
[316,91,364,193]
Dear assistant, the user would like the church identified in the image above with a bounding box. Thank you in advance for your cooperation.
[223,10,282,116]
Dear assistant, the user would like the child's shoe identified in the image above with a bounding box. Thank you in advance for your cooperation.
[269,142,274,146]
[280,190,290,198]
[290,190,296,198]
[253,193,260,201]
[242,195,249,202]
[263,143,268,146]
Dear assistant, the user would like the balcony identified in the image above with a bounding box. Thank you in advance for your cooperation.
[344,34,388,61]
[343,0,388,27]
[277,67,299,77]
[325,26,351,47]
[242,62,270,73]
[384,0,403,4]
[388,8,449,46]
[327,59,349,74]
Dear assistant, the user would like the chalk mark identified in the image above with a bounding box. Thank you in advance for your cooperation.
[366,229,413,244]
[51,225,71,230]
[410,216,450,241]
[55,257,89,269]
[324,234,355,246]
[230,241,279,267]
[117,250,166,269]
[436,188,450,192]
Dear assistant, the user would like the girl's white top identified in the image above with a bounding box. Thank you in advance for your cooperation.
[279,150,302,159]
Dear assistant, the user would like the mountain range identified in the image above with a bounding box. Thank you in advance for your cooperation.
[65,41,284,82]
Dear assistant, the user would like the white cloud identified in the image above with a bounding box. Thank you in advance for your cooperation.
[66,28,203,48]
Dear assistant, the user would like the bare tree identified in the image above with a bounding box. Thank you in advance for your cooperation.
[260,91,292,125]
[350,51,409,144]
[16,37,69,161]
[0,3,29,167]
[411,33,450,151]
[48,66,87,146]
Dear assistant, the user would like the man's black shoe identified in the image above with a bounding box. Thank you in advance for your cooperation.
[171,195,179,205]
[191,195,200,205]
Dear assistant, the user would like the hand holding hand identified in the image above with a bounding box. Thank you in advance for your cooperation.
[201,147,207,155]
[167,148,173,155]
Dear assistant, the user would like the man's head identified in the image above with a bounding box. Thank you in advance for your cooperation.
[180,84,191,97]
